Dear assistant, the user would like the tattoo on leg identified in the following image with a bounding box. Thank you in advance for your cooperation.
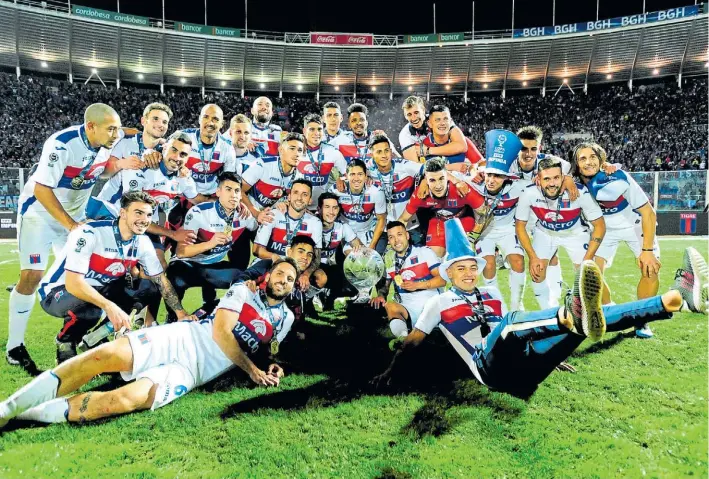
[78,392,92,423]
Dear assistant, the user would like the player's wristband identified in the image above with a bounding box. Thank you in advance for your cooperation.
[642,248,654,252]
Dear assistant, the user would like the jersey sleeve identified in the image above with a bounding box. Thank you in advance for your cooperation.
[254,215,276,247]
[241,160,264,187]
[32,136,71,188]
[96,171,123,202]
[137,235,163,277]
[405,188,424,214]
[560,159,572,176]
[464,186,485,209]
[421,247,441,270]
[626,176,650,209]
[63,226,98,275]
[310,217,323,249]
[221,145,237,173]
[342,223,357,244]
[182,205,204,233]
[216,283,250,314]
[579,189,603,222]
[374,189,387,215]
[243,215,259,232]
[179,177,199,200]
[399,126,415,152]
[276,309,295,343]
[333,149,347,175]
[415,296,443,334]
[514,188,533,222]
[401,159,424,178]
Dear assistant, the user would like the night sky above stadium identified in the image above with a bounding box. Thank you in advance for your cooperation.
[71,0,694,34]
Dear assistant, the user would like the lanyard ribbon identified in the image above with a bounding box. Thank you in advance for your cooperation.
[451,287,491,337]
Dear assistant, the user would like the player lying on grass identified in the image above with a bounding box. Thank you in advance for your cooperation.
[372,218,708,396]
[0,258,299,427]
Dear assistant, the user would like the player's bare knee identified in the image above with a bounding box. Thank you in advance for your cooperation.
[120,380,157,412]
[16,269,43,294]
[508,256,524,273]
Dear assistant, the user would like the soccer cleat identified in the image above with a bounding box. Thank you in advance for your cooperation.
[55,339,77,365]
[6,344,41,376]
[635,324,654,338]
[673,247,708,314]
[564,260,606,341]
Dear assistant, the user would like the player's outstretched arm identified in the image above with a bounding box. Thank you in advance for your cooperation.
[583,217,606,262]
[637,203,661,277]
[212,309,280,387]
[148,273,193,321]
[372,328,428,388]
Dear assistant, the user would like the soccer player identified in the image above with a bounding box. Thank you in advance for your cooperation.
[8,103,122,373]
[297,114,347,210]
[372,218,708,396]
[398,157,486,258]
[472,130,530,311]
[572,142,661,338]
[87,131,212,270]
[329,159,387,253]
[0,259,299,427]
[370,221,446,338]
[420,105,481,165]
[156,172,259,321]
[318,192,362,309]
[254,179,323,290]
[228,114,263,176]
[39,191,195,363]
[338,103,399,164]
[322,101,350,147]
[241,132,305,223]
[250,96,282,161]
[515,157,606,309]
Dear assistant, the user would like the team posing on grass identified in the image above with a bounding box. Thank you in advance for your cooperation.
[1,96,707,427]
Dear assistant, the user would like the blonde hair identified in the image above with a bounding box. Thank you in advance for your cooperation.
[402,96,425,110]
[142,102,173,120]
[230,113,252,129]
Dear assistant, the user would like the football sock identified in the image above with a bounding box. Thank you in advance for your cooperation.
[532,280,552,309]
[509,270,526,311]
[15,398,68,424]
[0,370,60,421]
[7,288,36,350]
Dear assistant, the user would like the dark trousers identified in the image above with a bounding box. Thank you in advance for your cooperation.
[41,279,159,344]
[476,296,672,394]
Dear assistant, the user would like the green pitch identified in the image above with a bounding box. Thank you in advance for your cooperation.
[0,239,706,479]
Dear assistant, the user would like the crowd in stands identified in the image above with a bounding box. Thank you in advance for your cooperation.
[0,70,706,172]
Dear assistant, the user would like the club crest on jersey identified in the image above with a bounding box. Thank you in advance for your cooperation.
[447,199,458,207]
[560,199,571,208]
[129,180,139,190]
[29,254,41,264]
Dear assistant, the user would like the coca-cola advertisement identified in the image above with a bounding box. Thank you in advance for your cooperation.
[310,32,374,46]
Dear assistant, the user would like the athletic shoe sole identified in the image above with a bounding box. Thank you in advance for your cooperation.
[686,247,708,314]
[578,260,606,342]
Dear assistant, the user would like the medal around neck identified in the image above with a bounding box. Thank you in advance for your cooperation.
[343,247,385,303]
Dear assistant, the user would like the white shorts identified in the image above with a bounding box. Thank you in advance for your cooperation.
[532,228,590,265]
[596,225,661,268]
[121,322,232,410]
[17,214,69,271]
[476,227,525,259]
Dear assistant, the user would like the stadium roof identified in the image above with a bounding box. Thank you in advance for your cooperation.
[0,1,706,98]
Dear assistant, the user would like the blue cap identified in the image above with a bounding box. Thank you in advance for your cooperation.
[439,218,486,282]
[484,129,523,176]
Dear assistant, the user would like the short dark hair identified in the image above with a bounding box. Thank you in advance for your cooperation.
[517,126,543,143]
[429,104,450,115]
[347,158,367,174]
[290,234,316,251]
[537,157,563,174]
[120,191,157,209]
[369,133,390,149]
[318,191,340,210]
[347,103,368,116]
[291,178,313,194]
[386,220,406,231]
[322,101,341,113]
[303,113,323,128]
[424,157,446,173]
[217,171,242,185]
[270,257,299,276]
[283,132,305,144]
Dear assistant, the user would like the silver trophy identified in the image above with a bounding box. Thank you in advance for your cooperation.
[343,248,385,303]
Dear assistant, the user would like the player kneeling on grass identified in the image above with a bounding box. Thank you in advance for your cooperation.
[372,218,708,396]
[0,258,298,427]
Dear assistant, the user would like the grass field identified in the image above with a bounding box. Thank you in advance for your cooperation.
[0,238,707,479]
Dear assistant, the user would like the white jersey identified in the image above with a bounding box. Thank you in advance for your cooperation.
[323,129,350,148]
[337,131,399,164]
[18,125,109,221]
[472,179,531,232]
[251,123,281,161]
[241,157,296,211]
[508,154,570,181]
[38,219,163,299]
[586,170,650,230]
[233,149,263,178]
[385,246,442,325]
[87,162,198,221]
[182,129,236,195]
[295,143,347,208]
[367,160,423,222]
[177,201,257,264]
[108,132,153,162]
[321,221,357,264]
[328,184,387,235]
[254,209,323,255]
[515,184,603,237]
[398,123,429,155]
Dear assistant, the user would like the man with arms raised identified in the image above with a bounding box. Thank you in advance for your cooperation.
[472,130,530,311]
[572,142,661,338]
[329,159,387,253]
[296,114,347,210]
[38,191,195,363]
[373,218,708,396]
[0,258,299,427]
[8,103,122,373]
[515,157,606,309]
[370,221,446,339]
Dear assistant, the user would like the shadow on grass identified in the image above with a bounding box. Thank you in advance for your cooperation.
[571,330,632,359]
